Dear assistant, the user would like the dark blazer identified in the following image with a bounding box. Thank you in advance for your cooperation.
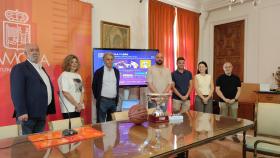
[10,60,56,119]
[92,66,120,107]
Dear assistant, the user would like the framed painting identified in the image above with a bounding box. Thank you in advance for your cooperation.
[101,21,130,48]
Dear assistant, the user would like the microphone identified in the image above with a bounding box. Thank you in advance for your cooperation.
[57,91,78,136]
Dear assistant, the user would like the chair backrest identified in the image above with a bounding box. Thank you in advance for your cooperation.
[112,108,156,121]
[147,108,156,115]
[49,117,84,131]
[111,111,129,121]
[257,103,280,137]
[0,124,19,139]
[112,108,155,121]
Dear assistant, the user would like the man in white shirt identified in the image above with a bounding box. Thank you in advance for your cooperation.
[146,53,172,112]
[10,43,56,135]
[92,53,120,122]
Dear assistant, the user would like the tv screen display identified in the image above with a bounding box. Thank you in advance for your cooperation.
[93,48,158,86]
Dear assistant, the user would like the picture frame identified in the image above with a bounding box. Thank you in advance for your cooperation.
[101,21,130,48]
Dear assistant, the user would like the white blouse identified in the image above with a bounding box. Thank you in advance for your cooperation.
[195,74,211,95]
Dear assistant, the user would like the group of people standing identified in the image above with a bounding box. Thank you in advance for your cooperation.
[10,44,241,143]
[147,53,241,115]
[10,44,119,136]
[10,44,84,135]
[147,53,241,142]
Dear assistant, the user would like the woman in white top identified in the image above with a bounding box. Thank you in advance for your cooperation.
[194,61,214,113]
[58,54,84,119]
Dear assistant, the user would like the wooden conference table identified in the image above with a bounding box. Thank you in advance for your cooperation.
[0,111,253,158]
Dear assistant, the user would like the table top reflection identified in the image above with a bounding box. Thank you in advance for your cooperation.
[0,111,254,158]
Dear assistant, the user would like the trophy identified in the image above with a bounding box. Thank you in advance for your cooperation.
[147,93,170,123]
[138,127,169,151]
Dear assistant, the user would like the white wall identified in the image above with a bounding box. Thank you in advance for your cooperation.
[199,0,280,84]
[91,0,149,49]
[86,0,149,122]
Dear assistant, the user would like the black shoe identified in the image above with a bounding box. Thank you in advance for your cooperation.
[232,135,240,143]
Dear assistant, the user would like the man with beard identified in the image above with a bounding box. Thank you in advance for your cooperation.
[146,53,172,112]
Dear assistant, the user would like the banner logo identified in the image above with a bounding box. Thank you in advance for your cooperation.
[3,9,31,51]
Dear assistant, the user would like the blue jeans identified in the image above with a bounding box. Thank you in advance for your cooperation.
[19,119,46,135]
[98,98,117,122]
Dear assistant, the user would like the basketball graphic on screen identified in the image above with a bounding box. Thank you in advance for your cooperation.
[128,104,148,125]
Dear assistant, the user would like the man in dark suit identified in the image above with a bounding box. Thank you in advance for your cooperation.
[10,43,55,135]
[92,53,120,123]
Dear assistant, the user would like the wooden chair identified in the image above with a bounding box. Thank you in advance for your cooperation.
[243,102,280,158]
[49,117,84,131]
[238,83,259,121]
[0,124,19,139]
[111,111,129,121]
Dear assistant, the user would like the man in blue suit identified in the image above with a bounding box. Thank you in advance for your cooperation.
[10,43,56,135]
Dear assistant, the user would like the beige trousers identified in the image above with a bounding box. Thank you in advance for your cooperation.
[172,99,190,114]
[219,102,238,118]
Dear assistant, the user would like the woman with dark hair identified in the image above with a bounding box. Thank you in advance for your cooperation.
[194,61,214,113]
[58,54,84,119]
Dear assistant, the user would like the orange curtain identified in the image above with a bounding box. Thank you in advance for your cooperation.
[149,0,175,71]
[177,8,199,109]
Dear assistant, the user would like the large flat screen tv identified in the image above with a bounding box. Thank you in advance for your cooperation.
[93,48,158,86]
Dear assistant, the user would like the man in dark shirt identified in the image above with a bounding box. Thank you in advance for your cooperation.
[172,57,193,114]
[216,62,241,143]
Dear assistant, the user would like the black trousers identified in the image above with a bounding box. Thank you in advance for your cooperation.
[62,112,80,119]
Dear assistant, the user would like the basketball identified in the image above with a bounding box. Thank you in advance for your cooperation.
[128,104,148,125]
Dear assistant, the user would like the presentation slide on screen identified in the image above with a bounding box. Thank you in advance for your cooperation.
[93,49,158,86]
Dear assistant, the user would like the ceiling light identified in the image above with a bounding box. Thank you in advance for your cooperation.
[228,0,260,11]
